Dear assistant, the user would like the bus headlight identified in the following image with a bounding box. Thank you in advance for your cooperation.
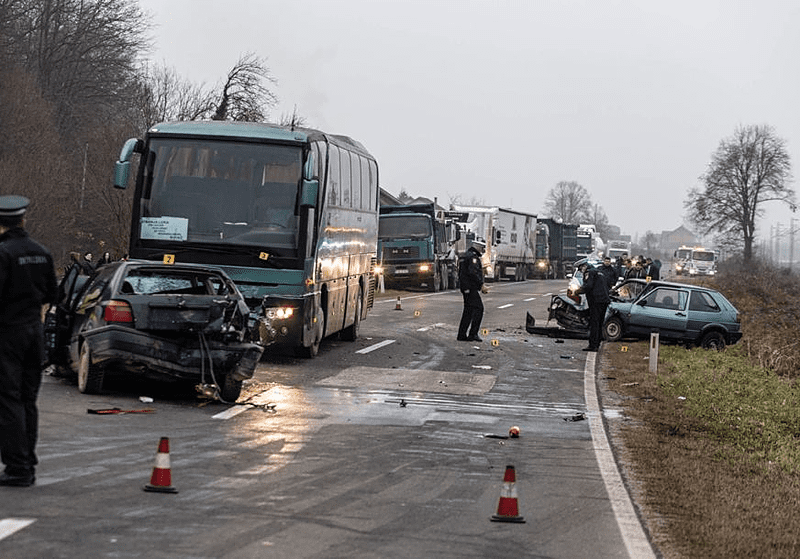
[266,307,295,320]
[419,263,431,273]
[374,265,383,275]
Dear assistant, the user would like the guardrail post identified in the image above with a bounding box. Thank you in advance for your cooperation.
[649,332,659,374]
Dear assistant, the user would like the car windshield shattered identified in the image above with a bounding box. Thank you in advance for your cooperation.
[122,269,230,296]
[611,281,647,303]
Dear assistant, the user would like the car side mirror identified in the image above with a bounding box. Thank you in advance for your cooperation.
[637,299,648,307]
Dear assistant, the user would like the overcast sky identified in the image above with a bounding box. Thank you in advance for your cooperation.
[137,0,799,240]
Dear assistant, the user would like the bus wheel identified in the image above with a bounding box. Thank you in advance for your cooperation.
[341,288,362,341]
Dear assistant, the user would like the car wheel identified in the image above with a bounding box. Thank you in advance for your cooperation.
[603,316,624,342]
[341,287,362,341]
[77,343,104,394]
[700,331,726,350]
[219,373,243,402]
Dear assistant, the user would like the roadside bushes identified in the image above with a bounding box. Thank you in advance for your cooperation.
[710,260,800,378]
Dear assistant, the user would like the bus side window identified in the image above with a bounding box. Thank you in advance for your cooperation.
[351,152,361,210]
[368,159,378,210]
[340,147,351,208]
[328,144,340,207]
[360,156,369,210]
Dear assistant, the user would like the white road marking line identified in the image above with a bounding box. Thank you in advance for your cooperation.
[0,519,35,541]
[584,352,656,559]
[356,339,396,354]
[212,406,249,420]
[523,297,536,301]
[497,303,514,309]
[416,323,447,332]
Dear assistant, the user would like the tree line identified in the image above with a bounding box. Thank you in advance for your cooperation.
[540,123,794,264]
[0,0,280,268]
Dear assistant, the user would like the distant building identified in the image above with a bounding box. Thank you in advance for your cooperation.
[660,225,698,252]
[380,188,402,206]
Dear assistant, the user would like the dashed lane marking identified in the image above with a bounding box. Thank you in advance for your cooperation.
[0,519,35,541]
[212,406,250,420]
[497,303,514,309]
[356,339,396,354]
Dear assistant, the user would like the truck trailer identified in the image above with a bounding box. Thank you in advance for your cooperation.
[536,218,578,278]
[449,205,536,282]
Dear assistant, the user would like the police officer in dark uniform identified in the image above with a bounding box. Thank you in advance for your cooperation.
[0,195,57,487]
[457,243,488,342]
[577,261,611,352]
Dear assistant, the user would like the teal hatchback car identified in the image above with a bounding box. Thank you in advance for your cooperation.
[603,279,742,349]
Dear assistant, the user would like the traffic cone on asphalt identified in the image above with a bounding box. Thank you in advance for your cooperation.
[143,437,178,493]
[490,465,525,523]
[395,296,402,310]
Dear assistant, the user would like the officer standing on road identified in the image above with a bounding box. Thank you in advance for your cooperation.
[577,261,611,352]
[0,195,57,487]
[457,243,488,342]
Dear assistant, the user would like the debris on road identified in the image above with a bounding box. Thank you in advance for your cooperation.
[564,412,587,422]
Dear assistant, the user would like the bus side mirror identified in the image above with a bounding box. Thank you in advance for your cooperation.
[113,138,143,190]
[301,179,318,207]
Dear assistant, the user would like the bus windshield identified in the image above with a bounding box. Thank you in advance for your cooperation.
[140,138,302,251]
[379,215,431,239]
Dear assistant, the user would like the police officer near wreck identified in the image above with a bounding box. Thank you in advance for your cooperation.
[457,242,489,342]
[0,195,57,487]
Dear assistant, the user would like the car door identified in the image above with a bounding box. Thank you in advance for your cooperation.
[627,286,689,339]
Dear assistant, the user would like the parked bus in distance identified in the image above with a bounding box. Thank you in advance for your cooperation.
[113,121,379,357]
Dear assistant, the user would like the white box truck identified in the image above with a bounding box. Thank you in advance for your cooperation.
[450,205,536,281]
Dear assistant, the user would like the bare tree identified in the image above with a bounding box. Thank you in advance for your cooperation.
[686,124,795,262]
[138,63,216,126]
[211,52,278,122]
[588,203,611,241]
[543,181,592,225]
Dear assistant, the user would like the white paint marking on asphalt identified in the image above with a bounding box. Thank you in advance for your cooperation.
[212,406,249,420]
[416,323,446,332]
[356,339,396,354]
[584,352,656,559]
[497,303,514,309]
[0,519,35,541]
[523,297,536,301]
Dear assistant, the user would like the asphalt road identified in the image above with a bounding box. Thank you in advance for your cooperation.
[0,279,655,558]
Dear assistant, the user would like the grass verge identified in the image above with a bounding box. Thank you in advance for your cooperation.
[601,340,800,558]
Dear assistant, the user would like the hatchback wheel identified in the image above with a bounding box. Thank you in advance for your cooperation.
[700,331,726,350]
[603,316,624,342]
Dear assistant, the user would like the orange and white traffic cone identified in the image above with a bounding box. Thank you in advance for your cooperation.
[490,465,525,523]
[395,296,402,310]
[143,437,178,493]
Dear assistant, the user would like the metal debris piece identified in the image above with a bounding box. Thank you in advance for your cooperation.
[564,413,587,422]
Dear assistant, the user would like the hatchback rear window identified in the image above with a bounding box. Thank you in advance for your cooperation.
[689,290,720,312]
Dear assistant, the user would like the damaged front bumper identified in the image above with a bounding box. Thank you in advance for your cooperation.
[82,325,264,382]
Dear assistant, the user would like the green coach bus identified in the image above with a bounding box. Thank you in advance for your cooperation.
[113,121,379,357]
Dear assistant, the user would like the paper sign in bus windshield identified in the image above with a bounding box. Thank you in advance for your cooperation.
[141,216,188,241]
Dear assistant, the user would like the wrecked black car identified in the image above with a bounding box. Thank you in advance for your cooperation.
[546,258,604,332]
[45,260,263,401]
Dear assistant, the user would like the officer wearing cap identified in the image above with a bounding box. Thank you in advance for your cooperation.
[0,195,57,487]
[457,242,489,342]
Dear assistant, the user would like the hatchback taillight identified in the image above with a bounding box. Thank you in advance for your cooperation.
[104,300,133,323]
